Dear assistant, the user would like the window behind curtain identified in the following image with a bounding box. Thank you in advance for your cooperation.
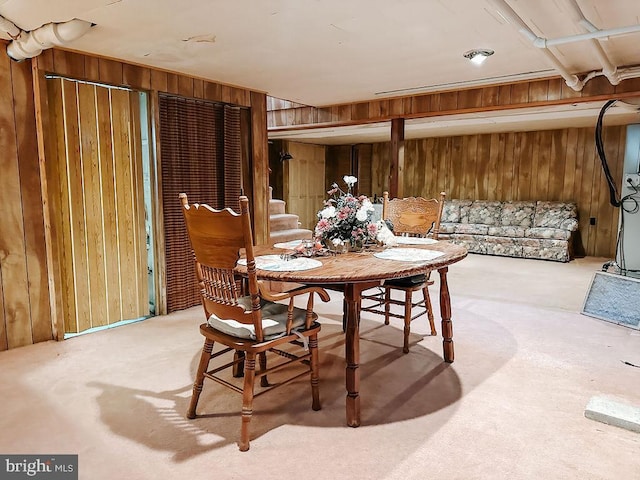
[159,94,242,312]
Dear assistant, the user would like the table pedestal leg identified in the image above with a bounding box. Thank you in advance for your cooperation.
[438,267,454,363]
[344,283,361,427]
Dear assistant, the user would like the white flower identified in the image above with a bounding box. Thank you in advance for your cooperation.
[320,206,336,219]
[361,198,374,211]
[356,207,369,222]
[331,238,345,246]
[343,175,358,188]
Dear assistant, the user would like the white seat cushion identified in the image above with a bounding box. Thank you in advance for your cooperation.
[207,297,314,340]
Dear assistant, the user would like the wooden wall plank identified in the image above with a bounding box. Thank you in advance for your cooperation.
[439,92,458,111]
[482,86,500,107]
[561,128,579,202]
[0,53,33,348]
[111,89,139,319]
[528,80,549,103]
[548,129,567,200]
[462,135,478,197]
[47,79,77,335]
[533,130,550,200]
[95,87,123,326]
[475,134,491,199]
[502,132,517,200]
[12,58,52,343]
[98,58,124,86]
[52,50,85,79]
[166,73,179,94]
[62,80,92,332]
[487,133,503,200]
[150,70,168,93]
[123,64,151,90]
[84,56,99,81]
[78,83,108,328]
[509,82,530,104]
[458,88,483,110]
[178,75,194,97]
[449,136,464,199]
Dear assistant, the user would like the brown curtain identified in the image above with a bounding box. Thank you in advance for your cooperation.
[159,94,243,312]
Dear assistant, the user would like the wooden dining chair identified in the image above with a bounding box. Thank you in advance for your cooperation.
[180,193,330,451]
[361,191,446,353]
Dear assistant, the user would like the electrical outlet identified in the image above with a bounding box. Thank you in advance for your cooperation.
[624,173,640,187]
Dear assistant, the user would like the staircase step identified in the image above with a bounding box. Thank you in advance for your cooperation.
[270,213,303,232]
[269,199,286,215]
[270,228,313,244]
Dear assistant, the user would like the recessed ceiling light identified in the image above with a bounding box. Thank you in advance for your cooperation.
[463,49,495,65]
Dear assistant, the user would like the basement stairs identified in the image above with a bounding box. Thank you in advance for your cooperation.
[268,187,313,244]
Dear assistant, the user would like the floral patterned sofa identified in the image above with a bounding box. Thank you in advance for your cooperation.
[438,200,579,262]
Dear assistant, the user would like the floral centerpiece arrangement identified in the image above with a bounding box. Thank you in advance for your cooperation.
[314,175,380,251]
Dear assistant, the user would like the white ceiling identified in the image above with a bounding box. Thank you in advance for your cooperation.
[2,0,640,142]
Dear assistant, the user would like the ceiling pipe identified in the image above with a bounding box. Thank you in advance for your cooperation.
[489,0,640,91]
[562,0,619,85]
[6,18,93,61]
[488,0,581,90]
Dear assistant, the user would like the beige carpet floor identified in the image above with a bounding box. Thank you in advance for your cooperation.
[1,254,639,479]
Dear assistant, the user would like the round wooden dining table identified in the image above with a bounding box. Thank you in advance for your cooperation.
[238,240,468,427]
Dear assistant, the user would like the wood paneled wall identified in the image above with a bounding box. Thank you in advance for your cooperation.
[364,126,627,258]
[283,142,326,229]
[46,78,149,333]
[0,42,268,350]
[0,46,52,349]
[269,76,640,129]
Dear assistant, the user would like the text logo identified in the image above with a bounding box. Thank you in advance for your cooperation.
[0,455,77,480]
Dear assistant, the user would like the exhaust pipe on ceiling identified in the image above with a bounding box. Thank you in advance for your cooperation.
[6,18,93,61]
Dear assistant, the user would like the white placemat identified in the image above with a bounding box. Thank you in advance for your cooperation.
[238,255,322,272]
[394,236,438,245]
[273,239,303,249]
[373,247,445,262]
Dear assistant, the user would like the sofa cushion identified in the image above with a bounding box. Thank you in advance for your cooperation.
[450,234,523,257]
[448,234,488,254]
[525,227,571,241]
[454,223,488,235]
[442,199,473,223]
[534,201,579,230]
[468,201,502,225]
[483,236,524,257]
[488,225,526,237]
[520,238,570,262]
[500,201,536,227]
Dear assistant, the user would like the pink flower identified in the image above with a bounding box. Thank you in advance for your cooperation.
[315,219,330,232]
